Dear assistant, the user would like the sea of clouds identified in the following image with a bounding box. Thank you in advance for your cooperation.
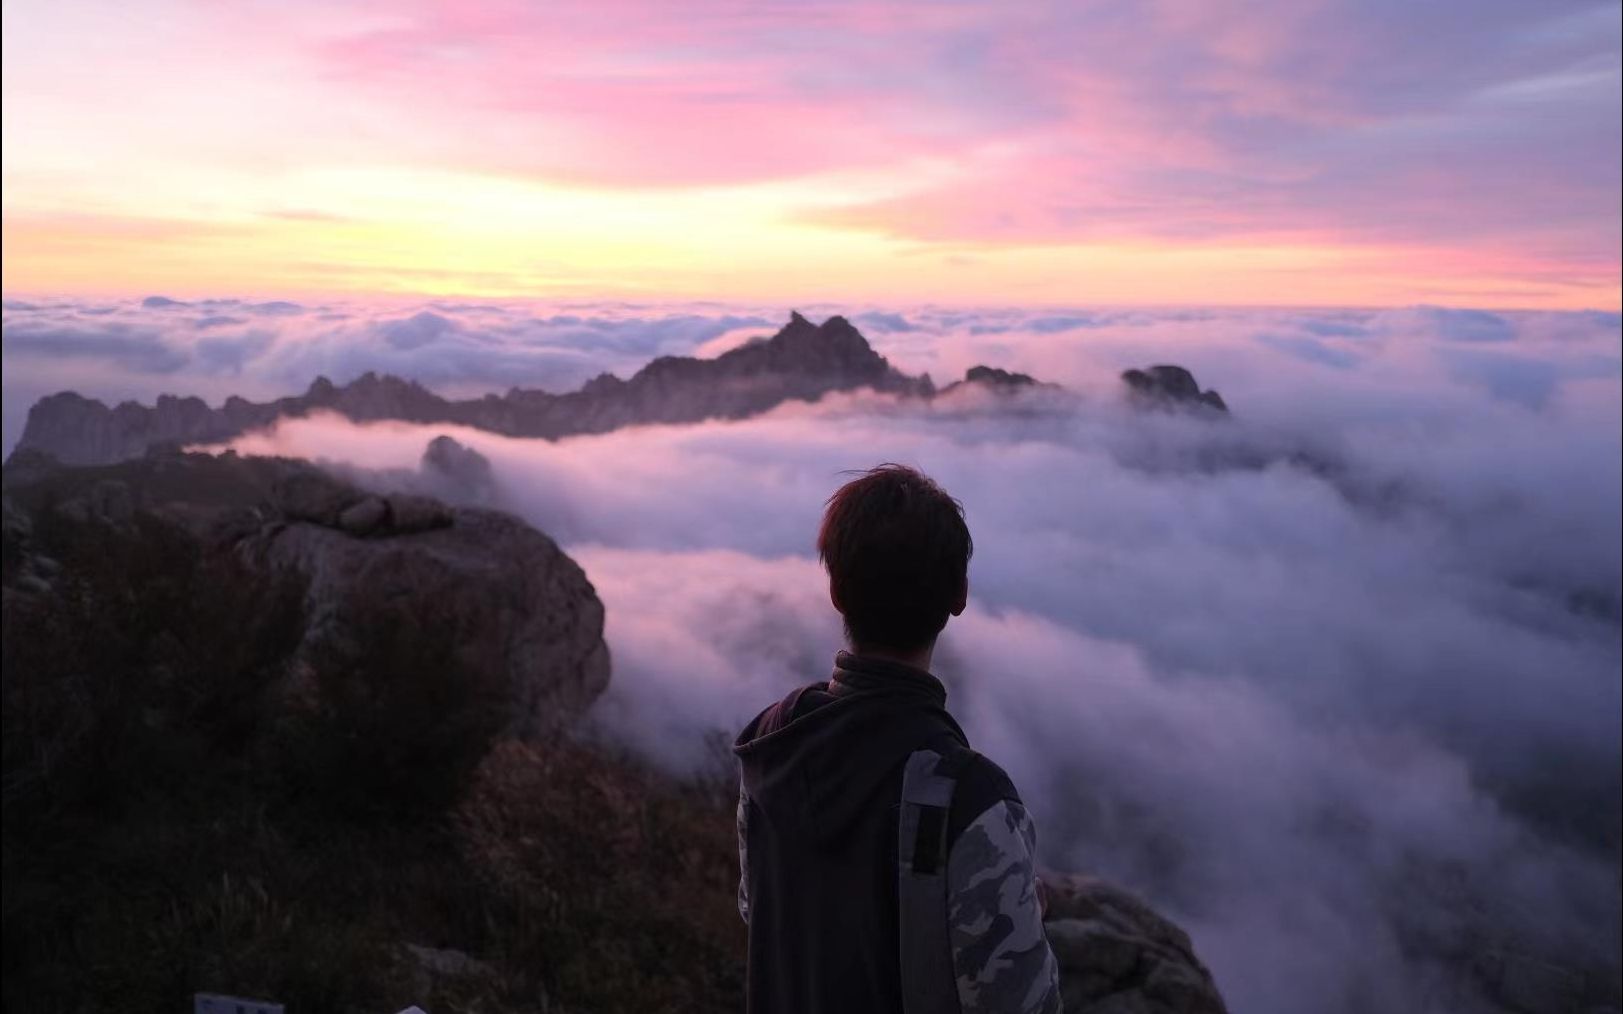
[3,296,1620,1012]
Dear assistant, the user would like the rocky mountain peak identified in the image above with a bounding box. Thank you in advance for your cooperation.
[760,310,822,353]
[742,312,889,379]
[815,314,871,352]
[11,313,1212,468]
[421,434,495,501]
[1121,365,1228,413]
[350,370,420,393]
[966,365,1038,388]
[582,372,625,395]
[934,364,1048,399]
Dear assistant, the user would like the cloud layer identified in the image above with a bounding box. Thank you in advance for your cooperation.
[0,296,787,450]
[128,301,1623,1014]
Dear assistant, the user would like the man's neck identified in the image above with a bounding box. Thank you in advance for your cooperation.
[851,642,934,673]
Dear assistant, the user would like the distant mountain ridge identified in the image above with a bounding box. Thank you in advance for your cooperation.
[14,312,941,465]
[10,311,1225,466]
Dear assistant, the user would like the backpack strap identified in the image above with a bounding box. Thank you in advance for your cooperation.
[898,745,971,1014]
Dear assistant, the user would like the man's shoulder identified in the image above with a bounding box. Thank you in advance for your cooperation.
[734,682,833,745]
[941,747,1023,848]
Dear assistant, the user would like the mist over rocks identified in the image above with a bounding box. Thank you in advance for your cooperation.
[275,433,509,514]
[935,364,1050,398]
[422,434,495,501]
[235,317,1612,1013]
[13,309,1203,469]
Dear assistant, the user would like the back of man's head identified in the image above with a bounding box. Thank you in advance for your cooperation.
[817,464,973,654]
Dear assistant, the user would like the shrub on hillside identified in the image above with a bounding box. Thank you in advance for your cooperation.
[2,499,749,1013]
[271,595,511,817]
[2,509,306,815]
[453,738,747,1011]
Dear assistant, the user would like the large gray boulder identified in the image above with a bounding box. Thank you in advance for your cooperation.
[242,499,608,733]
[2,449,609,735]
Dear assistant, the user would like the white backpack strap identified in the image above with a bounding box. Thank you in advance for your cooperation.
[898,747,963,1014]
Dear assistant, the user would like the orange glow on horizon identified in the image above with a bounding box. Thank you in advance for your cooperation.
[2,1,1618,311]
[5,208,1616,312]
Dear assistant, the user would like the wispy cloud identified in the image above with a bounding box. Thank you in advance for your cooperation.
[2,0,1616,305]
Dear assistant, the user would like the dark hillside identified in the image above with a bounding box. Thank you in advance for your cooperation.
[1,456,744,1013]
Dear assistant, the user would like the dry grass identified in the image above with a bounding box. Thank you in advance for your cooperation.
[2,503,746,1013]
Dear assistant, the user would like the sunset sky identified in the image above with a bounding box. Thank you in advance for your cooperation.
[3,0,1619,308]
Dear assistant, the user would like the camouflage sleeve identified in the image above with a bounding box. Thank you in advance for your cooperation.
[946,799,1062,1014]
[736,784,751,925]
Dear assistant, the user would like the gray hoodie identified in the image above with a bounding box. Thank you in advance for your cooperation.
[733,651,1061,1013]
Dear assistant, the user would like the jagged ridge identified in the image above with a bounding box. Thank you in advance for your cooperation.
[13,312,934,465]
[11,311,1229,466]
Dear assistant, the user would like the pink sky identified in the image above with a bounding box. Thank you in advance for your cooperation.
[2,0,1619,308]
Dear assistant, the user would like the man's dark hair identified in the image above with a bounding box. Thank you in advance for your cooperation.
[817,464,972,653]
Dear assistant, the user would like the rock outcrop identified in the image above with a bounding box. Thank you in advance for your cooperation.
[270,467,453,537]
[13,312,937,466]
[936,364,1049,397]
[1,449,609,734]
[964,365,1039,389]
[1043,874,1227,1013]
[421,434,496,502]
[1121,366,1228,413]
[14,316,1242,469]
[15,390,229,466]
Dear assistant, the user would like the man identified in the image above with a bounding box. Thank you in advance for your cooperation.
[734,464,1062,1013]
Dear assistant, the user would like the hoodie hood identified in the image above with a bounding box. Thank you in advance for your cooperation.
[734,651,968,849]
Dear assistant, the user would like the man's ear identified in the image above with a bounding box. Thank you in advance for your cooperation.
[829,583,845,616]
[950,577,968,617]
